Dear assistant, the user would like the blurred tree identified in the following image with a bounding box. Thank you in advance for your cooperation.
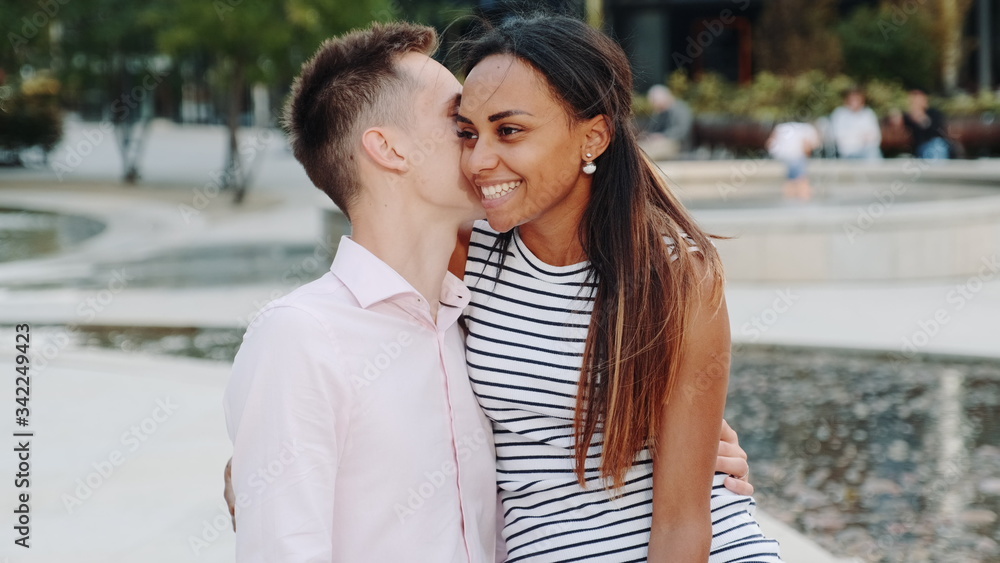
[0,74,63,164]
[57,0,163,183]
[383,0,474,71]
[3,2,72,166]
[838,3,938,91]
[754,0,843,76]
[840,0,973,94]
[927,0,975,93]
[149,0,394,203]
[3,1,57,76]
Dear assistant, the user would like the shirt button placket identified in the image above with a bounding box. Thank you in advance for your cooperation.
[436,327,474,562]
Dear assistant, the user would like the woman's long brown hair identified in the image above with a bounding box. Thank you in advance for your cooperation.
[461,13,725,488]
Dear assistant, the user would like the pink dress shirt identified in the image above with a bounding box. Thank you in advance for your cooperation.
[224,237,497,562]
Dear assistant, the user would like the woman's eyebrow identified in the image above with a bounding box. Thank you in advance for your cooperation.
[488,110,531,122]
[454,109,533,124]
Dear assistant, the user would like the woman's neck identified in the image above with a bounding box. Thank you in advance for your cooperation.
[517,190,589,267]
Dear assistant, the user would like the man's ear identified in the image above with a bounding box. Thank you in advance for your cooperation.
[581,115,612,159]
[360,127,408,173]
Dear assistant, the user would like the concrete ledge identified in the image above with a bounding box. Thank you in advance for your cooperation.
[756,510,861,563]
[659,159,1000,282]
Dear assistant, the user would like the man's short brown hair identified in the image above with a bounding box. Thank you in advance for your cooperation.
[283,22,438,219]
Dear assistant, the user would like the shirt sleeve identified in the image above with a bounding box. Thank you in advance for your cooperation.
[224,305,352,563]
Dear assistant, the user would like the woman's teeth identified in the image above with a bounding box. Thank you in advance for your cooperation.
[480,181,521,200]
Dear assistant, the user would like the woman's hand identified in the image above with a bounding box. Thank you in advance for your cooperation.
[716,419,754,496]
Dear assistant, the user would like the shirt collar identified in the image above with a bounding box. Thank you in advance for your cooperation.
[331,236,470,312]
[439,271,470,309]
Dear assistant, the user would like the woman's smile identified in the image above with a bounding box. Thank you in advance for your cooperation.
[477,179,522,202]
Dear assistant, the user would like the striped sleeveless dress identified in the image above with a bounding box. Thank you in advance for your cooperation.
[464,222,783,562]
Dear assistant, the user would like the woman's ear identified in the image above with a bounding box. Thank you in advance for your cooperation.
[581,115,612,159]
[360,127,408,173]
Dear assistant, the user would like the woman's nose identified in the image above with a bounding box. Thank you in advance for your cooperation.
[464,137,499,176]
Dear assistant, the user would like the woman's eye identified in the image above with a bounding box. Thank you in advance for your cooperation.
[498,126,521,137]
[457,130,477,140]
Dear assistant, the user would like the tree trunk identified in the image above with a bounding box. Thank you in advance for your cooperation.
[225,60,247,204]
[116,119,152,185]
[586,0,603,28]
[110,56,139,185]
[937,0,974,93]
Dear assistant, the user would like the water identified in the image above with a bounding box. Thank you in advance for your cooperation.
[0,207,105,262]
[1,243,334,290]
[728,346,1000,562]
[0,201,338,289]
[74,325,245,362]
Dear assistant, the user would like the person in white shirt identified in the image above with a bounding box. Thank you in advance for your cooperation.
[829,88,882,160]
[767,122,821,201]
[222,21,756,562]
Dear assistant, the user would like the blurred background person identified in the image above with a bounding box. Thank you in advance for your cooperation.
[830,88,882,160]
[767,121,821,201]
[640,84,693,160]
[903,89,951,159]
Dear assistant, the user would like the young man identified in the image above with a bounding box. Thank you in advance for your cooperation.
[903,89,950,159]
[223,23,497,562]
[223,21,755,562]
[830,88,882,160]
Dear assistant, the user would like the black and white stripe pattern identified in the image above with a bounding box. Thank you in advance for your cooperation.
[464,222,782,562]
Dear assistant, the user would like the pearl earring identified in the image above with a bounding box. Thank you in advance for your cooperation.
[583,153,596,175]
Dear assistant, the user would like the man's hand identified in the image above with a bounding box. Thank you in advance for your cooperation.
[224,457,236,531]
[716,420,754,496]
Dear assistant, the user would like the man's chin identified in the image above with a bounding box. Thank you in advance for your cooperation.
[461,197,486,222]
[457,212,486,225]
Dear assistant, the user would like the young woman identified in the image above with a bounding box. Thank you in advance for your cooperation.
[455,15,783,562]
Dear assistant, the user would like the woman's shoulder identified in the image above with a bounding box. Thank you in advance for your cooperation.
[662,232,702,260]
[466,220,507,266]
[469,220,501,244]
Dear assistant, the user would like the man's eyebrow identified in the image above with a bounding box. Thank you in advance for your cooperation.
[447,93,461,115]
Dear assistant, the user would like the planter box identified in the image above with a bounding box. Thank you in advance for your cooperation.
[693,115,1000,158]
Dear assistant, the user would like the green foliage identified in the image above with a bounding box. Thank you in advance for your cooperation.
[632,92,652,119]
[55,0,161,112]
[754,0,843,76]
[686,73,730,116]
[148,0,397,84]
[837,2,938,91]
[660,70,912,121]
[665,71,691,101]
[2,1,57,72]
[939,91,1000,116]
[0,74,63,152]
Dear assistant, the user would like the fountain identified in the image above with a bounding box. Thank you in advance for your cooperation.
[668,159,1000,282]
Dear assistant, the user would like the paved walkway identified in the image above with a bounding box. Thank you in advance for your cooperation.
[6,122,1000,561]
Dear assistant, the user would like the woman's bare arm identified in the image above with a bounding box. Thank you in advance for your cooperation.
[648,274,731,562]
